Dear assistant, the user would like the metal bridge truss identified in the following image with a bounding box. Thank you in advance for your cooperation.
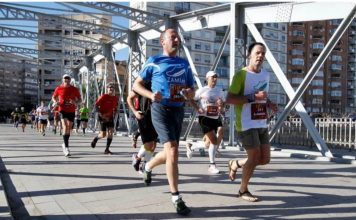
[0,2,355,158]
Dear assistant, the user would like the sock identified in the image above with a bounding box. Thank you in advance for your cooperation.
[106,138,113,150]
[209,144,217,164]
[138,145,145,158]
[83,128,85,134]
[144,150,153,162]
[93,136,99,143]
[171,192,181,203]
[63,134,70,148]
[145,162,152,172]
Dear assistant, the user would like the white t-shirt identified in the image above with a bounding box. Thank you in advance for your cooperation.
[228,67,270,132]
[194,86,224,119]
[36,106,49,120]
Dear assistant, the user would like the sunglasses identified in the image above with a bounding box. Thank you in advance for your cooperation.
[108,86,114,89]
[211,75,218,78]
[64,77,71,80]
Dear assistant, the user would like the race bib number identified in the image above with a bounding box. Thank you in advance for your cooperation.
[206,105,219,117]
[169,84,185,102]
[63,100,72,106]
[251,103,267,120]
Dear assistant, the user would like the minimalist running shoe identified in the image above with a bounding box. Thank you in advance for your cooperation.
[143,167,152,186]
[173,198,191,215]
[62,143,70,157]
[131,154,141,171]
[208,164,220,174]
[104,149,113,155]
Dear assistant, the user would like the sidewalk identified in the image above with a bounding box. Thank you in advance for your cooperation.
[0,124,356,220]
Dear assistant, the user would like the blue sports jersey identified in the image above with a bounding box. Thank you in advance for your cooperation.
[139,54,194,107]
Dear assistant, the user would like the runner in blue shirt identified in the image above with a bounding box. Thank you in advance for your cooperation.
[133,28,195,216]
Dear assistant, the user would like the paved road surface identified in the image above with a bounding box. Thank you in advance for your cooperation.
[0,124,355,220]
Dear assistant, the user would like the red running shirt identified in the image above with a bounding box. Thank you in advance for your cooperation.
[53,85,81,113]
[95,94,118,118]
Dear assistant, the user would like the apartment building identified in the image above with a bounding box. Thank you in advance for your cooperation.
[0,54,38,112]
[130,2,230,90]
[130,2,287,109]
[347,20,356,113]
[38,14,112,103]
[287,19,354,115]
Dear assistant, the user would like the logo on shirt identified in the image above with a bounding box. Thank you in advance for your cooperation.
[166,64,185,77]
[253,81,268,91]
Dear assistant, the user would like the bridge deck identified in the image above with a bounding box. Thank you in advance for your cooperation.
[0,124,355,219]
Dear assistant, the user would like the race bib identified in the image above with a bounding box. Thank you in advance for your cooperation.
[169,84,185,102]
[206,105,219,117]
[251,103,267,120]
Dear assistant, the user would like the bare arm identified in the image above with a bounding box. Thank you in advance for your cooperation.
[226,91,267,105]
[133,76,162,102]
[127,91,144,120]
[225,92,249,105]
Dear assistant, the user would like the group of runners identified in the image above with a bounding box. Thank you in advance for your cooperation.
[9,28,278,216]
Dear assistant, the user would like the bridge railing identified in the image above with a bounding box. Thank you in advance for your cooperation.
[270,117,356,151]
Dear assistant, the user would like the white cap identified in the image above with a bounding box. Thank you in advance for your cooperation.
[205,71,217,78]
[62,74,71,79]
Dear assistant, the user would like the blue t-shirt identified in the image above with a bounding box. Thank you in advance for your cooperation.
[139,54,194,107]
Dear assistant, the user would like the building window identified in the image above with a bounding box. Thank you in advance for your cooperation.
[312,42,324,49]
[312,80,323,86]
[316,70,324,77]
[203,30,211,39]
[291,49,304,55]
[312,98,323,104]
[291,77,303,84]
[266,41,278,50]
[281,24,286,31]
[195,42,201,50]
[281,34,286,42]
[204,43,211,51]
[331,55,342,62]
[291,41,303,46]
[312,89,323,95]
[194,54,201,62]
[204,55,210,64]
[292,30,304,37]
[291,58,304,66]
[331,64,342,71]
[330,82,341,87]
[330,90,342,97]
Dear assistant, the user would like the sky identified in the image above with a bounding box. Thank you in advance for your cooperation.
[0,2,130,61]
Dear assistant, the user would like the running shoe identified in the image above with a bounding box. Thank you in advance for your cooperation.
[143,167,152,186]
[62,143,70,157]
[131,154,141,171]
[173,198,191,215]
[208,164,220,174]
[104,149,113,155]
